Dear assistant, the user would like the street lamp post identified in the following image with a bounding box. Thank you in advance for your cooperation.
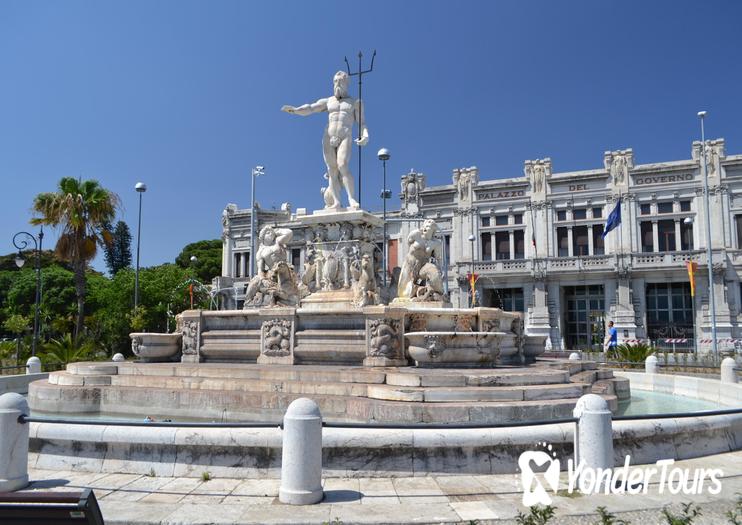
[12,228,43,356]
[134,182,147,309]
[377,148,391,287]
[698,111,718,357]
[250,166,265,279]
[468,233,476,307]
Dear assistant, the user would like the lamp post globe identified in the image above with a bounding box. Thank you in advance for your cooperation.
[684,217,693,225]
[190,255,198,264]
[14,254,25,268]
[135,182,147,193]
[377,148,390,161]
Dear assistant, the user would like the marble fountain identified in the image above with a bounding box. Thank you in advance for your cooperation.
[28,68,628,426]
[29,210,629,425]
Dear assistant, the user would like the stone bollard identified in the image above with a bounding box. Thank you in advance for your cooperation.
[112,353,125,362]
[26,356,41,375]
[279,398,323,505]
[573,394,614,490]
[721,357,738,384]
[0,392,30,491]
[645,355,658,374]
[568,352,580,361]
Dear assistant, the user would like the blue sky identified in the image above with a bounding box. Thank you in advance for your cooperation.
[1,1,741,271]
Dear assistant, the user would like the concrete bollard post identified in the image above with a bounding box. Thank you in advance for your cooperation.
[645,355,658,374]
[0,393,30,492]
[573,394,614,490]
[279,398,323,505]
[568,352,580,361]
[26,356,41,375]
[721,357,738,383]
[112,353,125,362]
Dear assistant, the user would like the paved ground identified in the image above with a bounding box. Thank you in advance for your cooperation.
[17,451,742,524]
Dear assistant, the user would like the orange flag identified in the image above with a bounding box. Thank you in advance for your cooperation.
[686,261,697,297]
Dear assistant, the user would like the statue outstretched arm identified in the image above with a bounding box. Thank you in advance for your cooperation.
[355,99,369,146]
[275,228,293,246]
[281,98,327,116]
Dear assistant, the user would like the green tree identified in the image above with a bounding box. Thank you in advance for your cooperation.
[175,239,222,283]
[103,220,133,275]
[31,177,120,340]
[40,333,95,365]
[3,314,30,363]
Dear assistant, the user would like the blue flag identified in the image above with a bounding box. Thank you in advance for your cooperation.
[602,198,622,239]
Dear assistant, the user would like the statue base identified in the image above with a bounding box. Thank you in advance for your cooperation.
[391,298,452,309]
[296,208,382,309]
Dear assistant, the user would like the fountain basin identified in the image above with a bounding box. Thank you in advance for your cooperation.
[130,333,182,362]
[405,331,516,367]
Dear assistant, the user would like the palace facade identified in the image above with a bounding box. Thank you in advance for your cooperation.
[218,138,742,352]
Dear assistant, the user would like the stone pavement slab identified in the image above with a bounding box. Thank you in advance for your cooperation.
[19,450,742,524]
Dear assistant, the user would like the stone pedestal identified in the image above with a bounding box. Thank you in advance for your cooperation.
[363,306,407,367]
[179,310,202,363]
[257,308,296,365]
[612,277,638,341]
[297,209,382,310]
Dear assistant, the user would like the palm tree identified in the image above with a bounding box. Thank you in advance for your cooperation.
[40,333,95,365]
[32,177,120,340]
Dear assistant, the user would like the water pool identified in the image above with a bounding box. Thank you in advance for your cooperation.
[29,389,725,424]
[616,389,722,417]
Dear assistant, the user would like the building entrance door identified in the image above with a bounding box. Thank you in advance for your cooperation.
[564,285,605,350]
[646,282,694,350]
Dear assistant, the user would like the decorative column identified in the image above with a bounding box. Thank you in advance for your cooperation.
[604,149,637,339]
[674,220,682,251]
[508,230,515,260]
[524,158,553,347]
[587,225,594,255]
[652,221,659,252]
[567,228,574,257]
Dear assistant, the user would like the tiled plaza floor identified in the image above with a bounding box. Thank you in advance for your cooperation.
[17,450,742,524]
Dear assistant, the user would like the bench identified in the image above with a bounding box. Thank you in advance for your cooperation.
[0,489,104,524]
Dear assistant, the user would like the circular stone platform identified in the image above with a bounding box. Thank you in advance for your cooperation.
[29,359,628,424]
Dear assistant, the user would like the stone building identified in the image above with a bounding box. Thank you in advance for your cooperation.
[219,138,742,352]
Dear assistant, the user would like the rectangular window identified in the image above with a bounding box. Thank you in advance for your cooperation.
[514,230,525,259]
[234,253,242,278]
[557,210,567,221]
[444,235,450,265]
[481,216,490,227]
[593,225,605,255]
[592,207,602,219]
[680,221,693,250]
[292,248,302,272]
[481,232,492,261]
[495,232,510,260]
[736,216,742,249]
[495,215,508,226]
[573,209,587,220]
[658,219,676,251]
[657,202,673,214]
[640,203,651,215]
[573,226,589,256]
[513,213,523,225]
[641,222,654,252]
[557,227,569,257]
[489,288,525,312]
[680,200,691,212]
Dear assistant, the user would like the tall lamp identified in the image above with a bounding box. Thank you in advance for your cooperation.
[12,228,44,356]
[698,111,718,357]
[134,182,147,309]
[250,166,265,278]
[377,148,391,287]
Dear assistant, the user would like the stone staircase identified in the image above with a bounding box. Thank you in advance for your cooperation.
[30,360,629,425]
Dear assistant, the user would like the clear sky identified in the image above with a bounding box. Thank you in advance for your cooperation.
[1,1,741,271]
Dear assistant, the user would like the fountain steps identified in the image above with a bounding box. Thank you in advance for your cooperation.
[30,360,629,424]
